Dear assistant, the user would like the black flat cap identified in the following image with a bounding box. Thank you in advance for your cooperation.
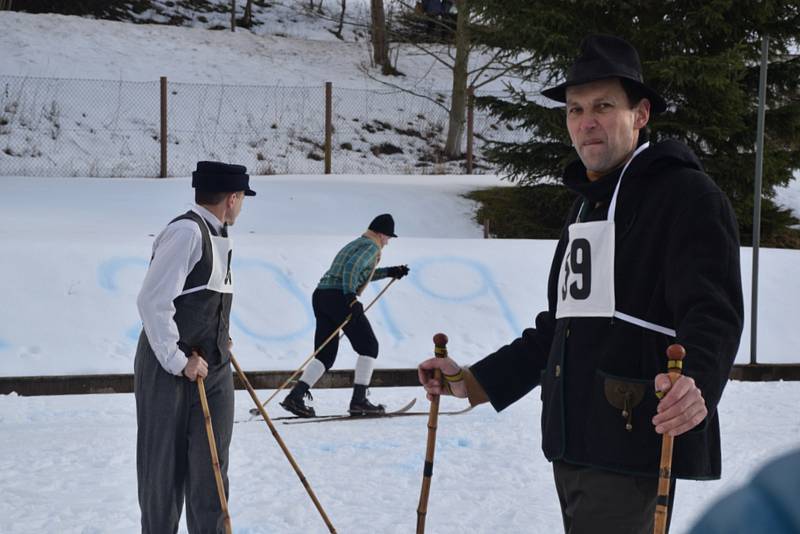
[192,161,256,196]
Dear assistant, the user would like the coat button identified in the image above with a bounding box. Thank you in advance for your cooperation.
[555,364,561,377]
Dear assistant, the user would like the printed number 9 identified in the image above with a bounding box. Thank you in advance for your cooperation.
[569,238,591,300]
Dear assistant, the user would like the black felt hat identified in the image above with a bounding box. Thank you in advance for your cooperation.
[541,34,667,113]
[192,161,256,196]
[368,213,397,237]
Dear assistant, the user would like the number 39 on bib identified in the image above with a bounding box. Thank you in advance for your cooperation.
[555,219,616,319]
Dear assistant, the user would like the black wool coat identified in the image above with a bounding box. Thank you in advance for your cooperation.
[470,140,744,479]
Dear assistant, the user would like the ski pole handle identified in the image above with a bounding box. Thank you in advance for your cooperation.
[417,333,448,534]
[654,343,686,534]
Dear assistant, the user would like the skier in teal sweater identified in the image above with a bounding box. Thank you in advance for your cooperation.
[281,214,409,417]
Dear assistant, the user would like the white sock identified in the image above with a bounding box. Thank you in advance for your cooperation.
[299,359,326,388]
[354,355,377,386]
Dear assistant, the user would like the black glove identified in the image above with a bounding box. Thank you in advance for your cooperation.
[349,301,364,320]
[344,293,363,320]
[387,265,410,279]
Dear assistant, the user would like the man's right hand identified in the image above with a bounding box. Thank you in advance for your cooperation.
[345,293,363,320]
[418,356,467,401]
[182,351,208,382]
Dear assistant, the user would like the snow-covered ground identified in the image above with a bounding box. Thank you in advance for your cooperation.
[1,384,798,533]
[0,173,799,533]
[1,174,798,378]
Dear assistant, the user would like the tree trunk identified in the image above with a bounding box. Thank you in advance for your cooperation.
[370,0,391,72]
[243,0,253,28]
[230,0,236,32]
[335,0,346,38]
[444,0,469,158]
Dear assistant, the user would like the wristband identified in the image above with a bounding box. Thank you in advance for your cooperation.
[443,368,464,383]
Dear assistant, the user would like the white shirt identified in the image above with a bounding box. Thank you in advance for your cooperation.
[137,205,225,375]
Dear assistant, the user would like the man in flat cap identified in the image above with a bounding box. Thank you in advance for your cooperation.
[134,161,255,533]
[419,35,743,533]
[281,213,409,417]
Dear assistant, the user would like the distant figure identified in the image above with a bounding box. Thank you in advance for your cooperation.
[420,0,444,16]
[415,0,455,37]
[418,34,744,533]
[689,448,800,533]
[281,214,409,418]
[135,161,255,533]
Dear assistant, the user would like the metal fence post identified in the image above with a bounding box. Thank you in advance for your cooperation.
[466,87,474,174]
[750,35,769,365]
[160,76,167,178]
[325,81,332,174]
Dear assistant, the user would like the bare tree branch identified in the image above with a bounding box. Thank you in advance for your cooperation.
[358,63,450,113]
[469,54,534,90]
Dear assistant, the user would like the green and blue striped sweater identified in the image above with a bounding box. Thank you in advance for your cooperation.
[317,235,389,294]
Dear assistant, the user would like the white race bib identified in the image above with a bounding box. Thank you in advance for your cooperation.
[556,219,616,318]
[207,233,233,294]
[554,141,677,340]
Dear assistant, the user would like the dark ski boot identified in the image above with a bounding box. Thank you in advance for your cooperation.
[280,381,315,418]
[348,384,385,416]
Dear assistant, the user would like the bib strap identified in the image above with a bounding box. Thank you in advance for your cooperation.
[613,310,676,337]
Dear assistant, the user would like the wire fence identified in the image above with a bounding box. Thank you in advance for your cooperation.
[0,74,527,177]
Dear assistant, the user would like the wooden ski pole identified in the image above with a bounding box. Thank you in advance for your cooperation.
[654,343,686,534]
[230,353,337,533]
[197,376,233,534]
[416,332,448,534]
[256,277,398,410]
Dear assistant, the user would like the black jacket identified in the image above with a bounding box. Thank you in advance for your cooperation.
[470,140,744,479]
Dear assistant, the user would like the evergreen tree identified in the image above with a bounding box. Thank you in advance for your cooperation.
[471,0,800,246]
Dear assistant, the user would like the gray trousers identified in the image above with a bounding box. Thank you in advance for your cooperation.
[553,461,676,534]
[134,333,234,534]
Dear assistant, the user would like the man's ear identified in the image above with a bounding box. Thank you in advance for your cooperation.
[634,99,651,130]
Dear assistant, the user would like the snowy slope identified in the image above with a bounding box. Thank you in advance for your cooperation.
[1,11,390,86]
[0,11,538,177]
[0,5,528,90]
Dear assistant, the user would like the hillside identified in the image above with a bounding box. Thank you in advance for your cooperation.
[0,7,539,177]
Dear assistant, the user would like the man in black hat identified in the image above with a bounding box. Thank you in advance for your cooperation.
[419,34,743,533]
[281,213,410,417]
[134,160,255,533]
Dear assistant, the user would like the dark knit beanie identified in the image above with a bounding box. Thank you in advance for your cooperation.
[368,213,397,237]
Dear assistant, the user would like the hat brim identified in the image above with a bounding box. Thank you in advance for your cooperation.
[541,76,667,114]
[245,188,256,196]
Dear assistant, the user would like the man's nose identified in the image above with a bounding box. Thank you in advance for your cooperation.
[580,115,598,131]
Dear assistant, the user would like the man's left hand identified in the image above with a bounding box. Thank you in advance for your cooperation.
[652,374,707,437]
[387,265,410,279]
